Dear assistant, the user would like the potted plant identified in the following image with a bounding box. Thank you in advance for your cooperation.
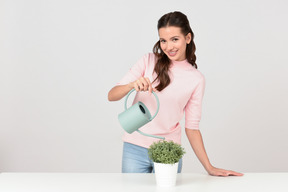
[148,140,185,187]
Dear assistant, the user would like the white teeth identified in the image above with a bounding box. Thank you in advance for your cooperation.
[168,51,177,56]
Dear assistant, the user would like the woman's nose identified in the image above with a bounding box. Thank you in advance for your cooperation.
[167,42,173,50]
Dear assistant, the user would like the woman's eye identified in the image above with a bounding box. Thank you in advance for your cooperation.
[160,39,166,43]
[172,38,178,42]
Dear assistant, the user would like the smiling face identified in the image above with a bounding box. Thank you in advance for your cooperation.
[158,26,191,61]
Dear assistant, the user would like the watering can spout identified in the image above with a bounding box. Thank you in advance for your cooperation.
[137,130,165,140]
[118,89,165,140]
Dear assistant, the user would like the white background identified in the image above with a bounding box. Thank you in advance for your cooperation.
[0,0,287,173]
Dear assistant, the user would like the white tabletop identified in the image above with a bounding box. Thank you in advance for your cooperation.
[0,172,287,192]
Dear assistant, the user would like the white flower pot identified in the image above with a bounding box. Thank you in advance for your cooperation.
[154,162,179,187]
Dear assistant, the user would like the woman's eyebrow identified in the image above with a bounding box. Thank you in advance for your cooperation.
[159,36,180,40]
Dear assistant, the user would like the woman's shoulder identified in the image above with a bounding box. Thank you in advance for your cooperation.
[141,52,156,62]
[185,65,205,85]
[194,68,205,79]
[193,68,205,84]
[131,53,156,73]
[136,53,157,67]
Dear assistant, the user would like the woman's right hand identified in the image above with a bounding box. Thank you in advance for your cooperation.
[129,77,155,94]
[108,77,155,101]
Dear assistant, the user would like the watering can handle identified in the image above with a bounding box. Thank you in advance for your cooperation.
[124,89,160,121]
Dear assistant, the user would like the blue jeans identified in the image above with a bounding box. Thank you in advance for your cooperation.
[122,142,182,173]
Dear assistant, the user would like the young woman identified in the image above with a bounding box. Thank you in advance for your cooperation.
[108,11,243,176]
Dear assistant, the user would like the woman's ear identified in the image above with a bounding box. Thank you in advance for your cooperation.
[185,33,192,44]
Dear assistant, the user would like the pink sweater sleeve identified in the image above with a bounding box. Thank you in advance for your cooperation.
[185,75,206,129]
[117,54,148,85]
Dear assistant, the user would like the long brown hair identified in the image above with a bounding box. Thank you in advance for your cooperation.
[153,11,197,91]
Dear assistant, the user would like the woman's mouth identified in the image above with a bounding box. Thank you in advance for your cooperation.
[167,50,178,57]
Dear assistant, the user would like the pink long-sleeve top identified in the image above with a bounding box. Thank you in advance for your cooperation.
[117,53,205,148]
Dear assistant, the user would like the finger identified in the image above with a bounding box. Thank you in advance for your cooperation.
[218,171,229,177]
[145,77,152,94]
[220,170,243,177]
[211,169,229,177]
[133,82,140,91]
[137,79,144,91]
[140,77,149,91]
[136,78,145,91]
[227,171,244,176]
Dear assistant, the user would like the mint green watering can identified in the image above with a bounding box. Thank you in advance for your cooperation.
[118,89,165,140]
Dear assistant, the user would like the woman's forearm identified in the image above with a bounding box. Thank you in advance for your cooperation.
[108,84,133,101]
[108,77,155,101]
[186,128,244,176]
[185,129,213,172]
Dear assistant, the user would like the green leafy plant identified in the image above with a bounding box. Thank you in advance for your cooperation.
[148,140,185,164]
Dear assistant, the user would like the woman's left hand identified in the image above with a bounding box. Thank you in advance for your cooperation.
[207,166,244,177]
